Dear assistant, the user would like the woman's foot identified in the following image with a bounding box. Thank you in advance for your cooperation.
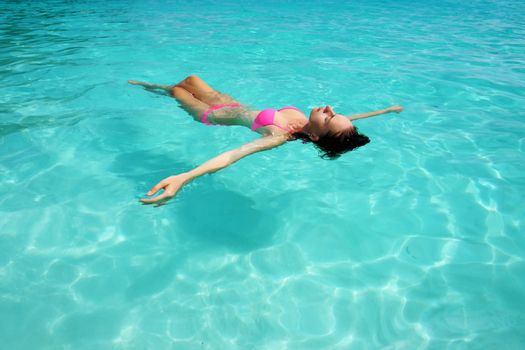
[128,80,173,95]
[128,79,147,85]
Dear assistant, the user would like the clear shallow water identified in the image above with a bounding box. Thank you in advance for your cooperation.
[1,0,524,348]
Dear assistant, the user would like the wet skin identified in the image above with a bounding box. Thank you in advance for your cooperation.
[306,105,354,140]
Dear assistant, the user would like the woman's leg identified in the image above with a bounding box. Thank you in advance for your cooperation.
[175,75,241,105]
[128,76,246,124]
[128,79,210,122]
[170,86,210,122]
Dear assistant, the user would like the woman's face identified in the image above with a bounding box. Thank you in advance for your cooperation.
[308,106,354,139]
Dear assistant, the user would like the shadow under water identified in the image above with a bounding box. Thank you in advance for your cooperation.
[176,185,279,253]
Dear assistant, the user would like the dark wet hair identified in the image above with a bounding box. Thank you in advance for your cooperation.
[292,127,370,159]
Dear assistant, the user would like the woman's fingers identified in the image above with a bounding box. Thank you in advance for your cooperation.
[141,181,179,205]
[140,191,172,204]
[140,175,187,206]
[389,105,404,113]
[147,180,166,196]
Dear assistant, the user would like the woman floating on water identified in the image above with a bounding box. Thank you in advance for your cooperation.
[129,75,403,205]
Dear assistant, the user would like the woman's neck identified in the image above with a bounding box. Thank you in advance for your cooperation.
[298,121,312,134]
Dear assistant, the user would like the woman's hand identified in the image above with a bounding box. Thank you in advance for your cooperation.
[387,105,404,113]
[140,173,190,205]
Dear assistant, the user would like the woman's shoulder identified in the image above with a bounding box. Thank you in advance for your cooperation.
[259,130,294,141]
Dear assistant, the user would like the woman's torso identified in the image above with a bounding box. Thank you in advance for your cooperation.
[208,105,307,136]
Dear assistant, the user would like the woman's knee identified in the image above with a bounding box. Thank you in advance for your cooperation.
[170,86,189,98]
[184,75,202,86]
[175,75,200,89]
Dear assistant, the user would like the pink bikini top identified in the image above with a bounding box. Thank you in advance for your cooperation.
[251,106,302,131]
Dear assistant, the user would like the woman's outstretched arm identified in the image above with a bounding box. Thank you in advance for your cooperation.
[140,135,289,205]
[346,105,403,121]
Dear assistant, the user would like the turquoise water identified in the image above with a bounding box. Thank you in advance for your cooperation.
[1,0,524,348]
